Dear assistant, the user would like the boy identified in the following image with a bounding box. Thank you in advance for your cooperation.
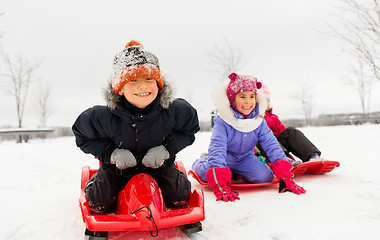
[72,40,200,213]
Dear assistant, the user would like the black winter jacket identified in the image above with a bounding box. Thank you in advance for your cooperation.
[72,82,200,172]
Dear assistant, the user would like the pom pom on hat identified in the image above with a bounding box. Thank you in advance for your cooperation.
[112,40,163,95]
[226,72,262,106]
[125,40,144,49]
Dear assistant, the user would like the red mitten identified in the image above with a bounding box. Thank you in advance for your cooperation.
[272,160,306,195]
[206,167,240,202]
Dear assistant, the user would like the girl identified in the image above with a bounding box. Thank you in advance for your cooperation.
[192,73,305,202]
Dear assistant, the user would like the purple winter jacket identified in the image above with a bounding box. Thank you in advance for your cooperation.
[207,81,286,168]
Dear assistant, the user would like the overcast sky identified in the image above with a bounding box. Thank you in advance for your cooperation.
[1,0,380,128]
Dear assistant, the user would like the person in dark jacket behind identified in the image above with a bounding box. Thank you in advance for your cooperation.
[260,84,321,163]
[72,40,200,214]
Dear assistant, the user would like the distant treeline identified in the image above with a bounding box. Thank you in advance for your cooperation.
[1,112,379,142]
[201,111,380,131]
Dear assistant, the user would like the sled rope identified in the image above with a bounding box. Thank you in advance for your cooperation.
[131,206,158,237]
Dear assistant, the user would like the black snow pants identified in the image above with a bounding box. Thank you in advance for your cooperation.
[84,163,191,214]
[276,127,321,162]
[258,127,321,163]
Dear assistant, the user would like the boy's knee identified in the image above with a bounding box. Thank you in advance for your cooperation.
[84,170,119,214]
[164,177,191,207]
[156,165,192,207]
[84,180,118,214]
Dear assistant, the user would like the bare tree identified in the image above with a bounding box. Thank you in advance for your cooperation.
[293,81,315,126]
[1,53,40,128]
[207,38,251,81]
[206,38,251,126]
[332,0,380,81]
[328,0,379,115]
[35,82,54,127]
[346,59,374,115]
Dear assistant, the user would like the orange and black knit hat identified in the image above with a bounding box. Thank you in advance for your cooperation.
[112,40,164,95]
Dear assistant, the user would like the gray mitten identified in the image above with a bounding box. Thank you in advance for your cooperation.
[142,145,170,168]
[110,148,137,169]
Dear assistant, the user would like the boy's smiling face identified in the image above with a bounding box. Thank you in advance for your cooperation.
[120,78,159,109]
[233,91,256,116]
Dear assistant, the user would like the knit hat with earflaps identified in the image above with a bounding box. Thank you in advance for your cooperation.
[226,72,262,106]
[111,40,164,95]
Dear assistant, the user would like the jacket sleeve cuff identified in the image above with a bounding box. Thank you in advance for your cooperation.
[102,143,117,164]
[163,136,177,158]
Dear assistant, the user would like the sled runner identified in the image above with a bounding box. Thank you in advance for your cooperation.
[290,158,340,176]
[79,161,205,239]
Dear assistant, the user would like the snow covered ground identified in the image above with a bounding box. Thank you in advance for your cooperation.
[0,124,379,240]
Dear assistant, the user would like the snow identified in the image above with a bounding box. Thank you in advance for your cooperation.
[1,124,379,240]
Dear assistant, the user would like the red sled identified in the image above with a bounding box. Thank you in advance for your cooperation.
[291,158,340,176]
[79,161,205,239]
[188,159,340,190]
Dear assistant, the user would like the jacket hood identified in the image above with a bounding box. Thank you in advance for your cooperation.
[212,80,268,132]
[103,76,175,110]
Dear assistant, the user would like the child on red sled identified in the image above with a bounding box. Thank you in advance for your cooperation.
[72,40,199,213]
[258,84,322,164]
[192,73,306,202]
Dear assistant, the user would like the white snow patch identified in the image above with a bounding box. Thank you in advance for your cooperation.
[1,125,379,239]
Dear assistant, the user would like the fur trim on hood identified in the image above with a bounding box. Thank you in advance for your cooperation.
[103,76,175,110]
[212,80,268,132]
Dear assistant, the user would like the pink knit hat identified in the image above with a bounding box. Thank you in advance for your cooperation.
[226,72,262,106]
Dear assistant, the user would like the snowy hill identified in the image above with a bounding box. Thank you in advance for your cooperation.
[0,124,379,240]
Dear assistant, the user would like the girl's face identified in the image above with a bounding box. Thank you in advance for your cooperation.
[233,91,256,116]
[120,78,159,109]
